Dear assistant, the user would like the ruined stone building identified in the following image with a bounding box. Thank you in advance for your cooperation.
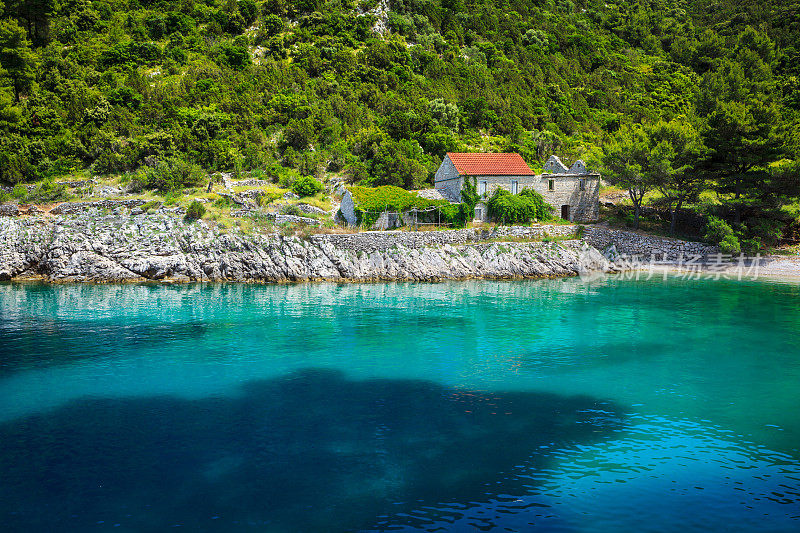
[434,153,600,223]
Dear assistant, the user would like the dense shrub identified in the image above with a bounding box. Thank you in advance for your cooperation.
[281,204,305,216]
[350,185,440,211]
[9,180,72,204]
[348,185,459,227]
[292,175,323,197]
[487,188,552,225]
[141,200,161,213]
[163,190,183,205]
[185,200,206,220]
[518,188,553,220]
[740,218,784,253]
[704,216,741,255]
[100,41,162,67]
[11,184,27,199]
[217,43,251,69]
[349,185,474,227]
[261,14,285,36]
[27,180,71,203]
[142,158,206,192]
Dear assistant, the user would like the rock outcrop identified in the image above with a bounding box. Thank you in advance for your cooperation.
[0,204,20,217]
[0,215,610,283]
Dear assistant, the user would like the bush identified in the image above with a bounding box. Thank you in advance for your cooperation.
[27,179,71,203]
[101,41,162,68]
[11,184,27,199]
[704,216,741,255]
[185,200,206,221]
[217,43,251,70]
[292,175,323,197]
[747,218,784,250]
[261,14,285,37]
[126,170,148,193]
[518,188,553,221]
[487,188,551,225]
[271,164,300,188]
[143,158,206,192]
[740,236,761,254]
[9,180,72,204]
[281,204,304,216]
[163,190,183,206]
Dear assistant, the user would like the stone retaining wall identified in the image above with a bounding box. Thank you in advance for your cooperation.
[0,204,20,216]
[307,224,717,259]
[309,224,579,252]
[49,199,147,215]
[0,184,37,193]
[583,226,718,260]
[233,179,271,187]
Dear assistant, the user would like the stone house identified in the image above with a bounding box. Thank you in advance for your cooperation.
[434,153,600,222]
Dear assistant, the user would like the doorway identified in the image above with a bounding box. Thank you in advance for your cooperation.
[561,205,570,221]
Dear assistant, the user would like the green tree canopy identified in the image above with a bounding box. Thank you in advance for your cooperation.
[647,119,707,234]
[0,18,35,101]
[597,124,653,229]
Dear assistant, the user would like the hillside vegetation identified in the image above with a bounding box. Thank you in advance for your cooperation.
[0,0,798,246]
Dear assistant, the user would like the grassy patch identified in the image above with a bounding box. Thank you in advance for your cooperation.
[291,193,331,211]
[232,185,288,195]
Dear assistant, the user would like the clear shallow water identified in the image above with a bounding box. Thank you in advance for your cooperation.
[0,277,799,532]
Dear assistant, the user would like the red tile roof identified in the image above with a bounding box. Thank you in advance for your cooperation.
[446,152,535,176]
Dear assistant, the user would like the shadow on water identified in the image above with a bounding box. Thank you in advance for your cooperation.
[0,369,625,533]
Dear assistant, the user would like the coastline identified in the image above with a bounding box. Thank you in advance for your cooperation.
[3,213,798,284]
[612,258,800,283]
[0,214,610,283]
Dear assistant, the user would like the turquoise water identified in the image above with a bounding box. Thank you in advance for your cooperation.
[1,277,799,532]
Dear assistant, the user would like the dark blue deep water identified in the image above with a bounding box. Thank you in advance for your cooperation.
[1,276,799,532]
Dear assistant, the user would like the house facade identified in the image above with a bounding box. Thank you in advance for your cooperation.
[434,153,600,223]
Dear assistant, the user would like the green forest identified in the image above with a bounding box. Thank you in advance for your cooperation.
[0,0,798,248]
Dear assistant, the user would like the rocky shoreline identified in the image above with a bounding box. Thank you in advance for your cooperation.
[0,214,611,283]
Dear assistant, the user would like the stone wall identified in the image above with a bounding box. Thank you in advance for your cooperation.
[538,174,600,223]
[471,174,599,224]
[584,226,719,261]
[309,224,579,253]
[50,199,147,215]
[0,204,20,216]
[433,156,463,203]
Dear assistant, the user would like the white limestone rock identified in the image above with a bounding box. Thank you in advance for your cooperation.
[0,215,613,282]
